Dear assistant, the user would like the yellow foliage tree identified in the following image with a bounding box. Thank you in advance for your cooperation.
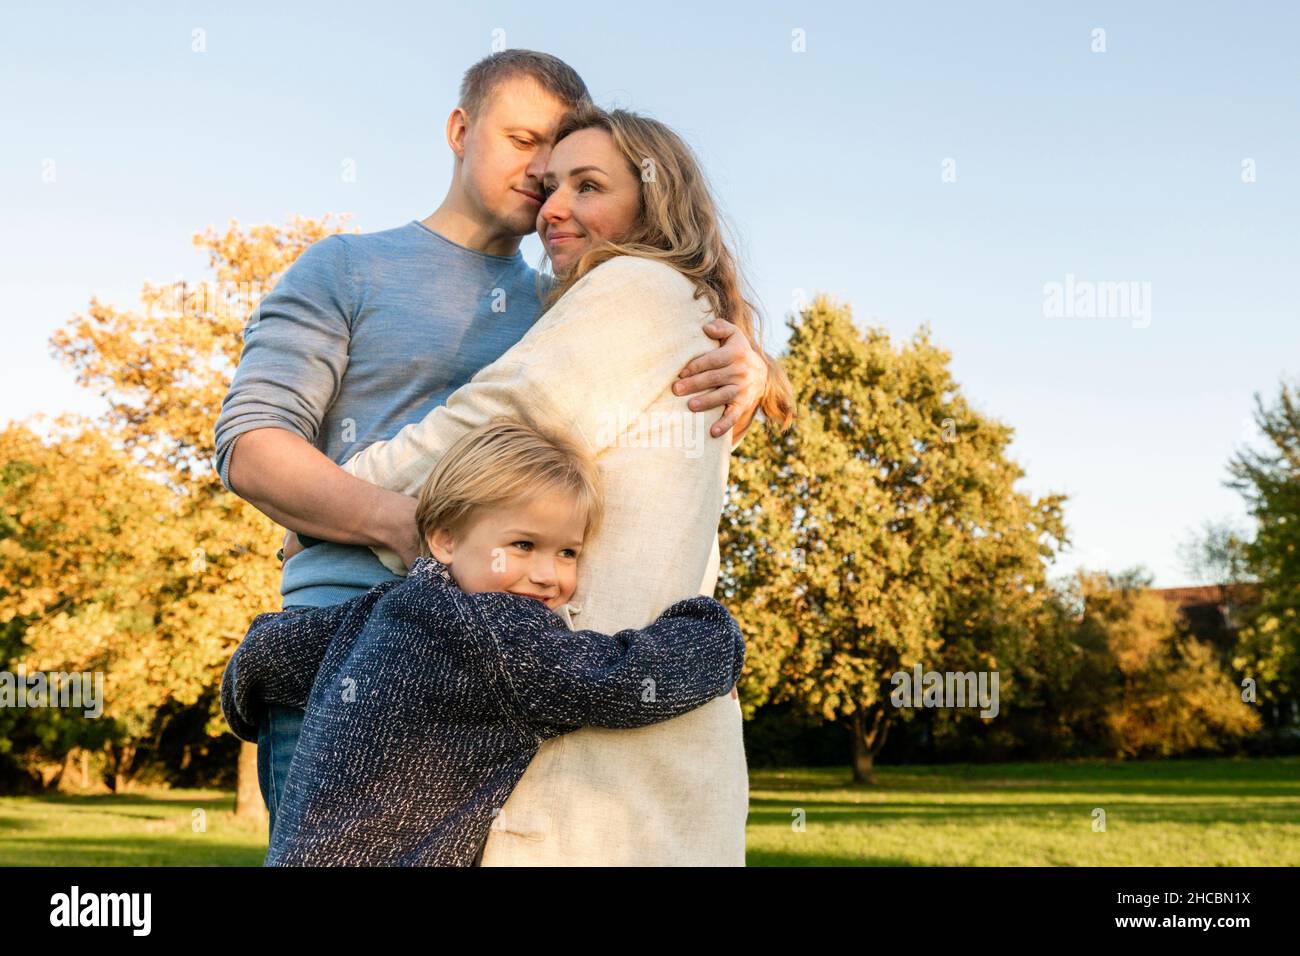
[0,215,350,809]
[1074,571,1262,755]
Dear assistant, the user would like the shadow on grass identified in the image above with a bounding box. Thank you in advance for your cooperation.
[746,799,1300,827]
[22,792,236,809]
[749,757,1300,801]
[746,849,919,866]
[0,835,266,867]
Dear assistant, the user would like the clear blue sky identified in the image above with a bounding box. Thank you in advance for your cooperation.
[3,1,1296,586]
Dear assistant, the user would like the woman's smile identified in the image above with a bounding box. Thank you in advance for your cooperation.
[537,126,642,275]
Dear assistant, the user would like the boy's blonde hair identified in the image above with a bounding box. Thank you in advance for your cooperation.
[414,415,603,558]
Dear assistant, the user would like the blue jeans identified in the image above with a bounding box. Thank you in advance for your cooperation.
[256,702,305,841]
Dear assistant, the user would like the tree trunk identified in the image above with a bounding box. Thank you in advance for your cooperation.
[56,747,93,793]
[111,742,136,794]
[55,749,79,792]
[849,705,892,784]
[234,741,267,822]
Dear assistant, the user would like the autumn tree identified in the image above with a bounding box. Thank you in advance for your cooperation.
[721,296,1066,782]
[1069,569,1261,754]
[0,419,195,789]
[0,216,348,812]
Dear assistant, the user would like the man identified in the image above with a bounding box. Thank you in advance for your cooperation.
[214,50,766,863]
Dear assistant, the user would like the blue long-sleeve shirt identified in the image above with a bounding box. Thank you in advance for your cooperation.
[220,555,745,866]
[212,221,546,608]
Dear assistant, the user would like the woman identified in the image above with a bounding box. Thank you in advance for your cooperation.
[336,105,795,865]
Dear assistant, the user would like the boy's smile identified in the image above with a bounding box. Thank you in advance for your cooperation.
[426,490,588,610]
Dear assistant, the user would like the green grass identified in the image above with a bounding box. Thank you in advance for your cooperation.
[0,789,268,866]
[1,756,1296,866]
[746,756,1300,865]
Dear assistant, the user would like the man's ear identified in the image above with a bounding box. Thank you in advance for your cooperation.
[428,528,456,564]
[446,107,469,160]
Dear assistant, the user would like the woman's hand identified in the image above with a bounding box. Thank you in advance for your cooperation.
[674,318,767,440]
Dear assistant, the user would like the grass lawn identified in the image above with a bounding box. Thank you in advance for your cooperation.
[0,788,268,866]
[746,756,1300,865]
[1,756,1296,866]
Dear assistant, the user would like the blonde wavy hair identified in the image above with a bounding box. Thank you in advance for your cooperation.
[542,105,796,431]
[414,414,604,558]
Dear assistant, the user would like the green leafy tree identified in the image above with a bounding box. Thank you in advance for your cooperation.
[1227,378,1300,722]
[722,296,1066,782]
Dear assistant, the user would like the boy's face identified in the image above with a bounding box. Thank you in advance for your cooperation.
[427,490,587,611]
[454,76,573,240]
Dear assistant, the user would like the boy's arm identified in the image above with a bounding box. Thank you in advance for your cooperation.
[220,597,362,742]
[473,591,745,730]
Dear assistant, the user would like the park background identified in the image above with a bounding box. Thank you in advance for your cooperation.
[0,2,1297,864]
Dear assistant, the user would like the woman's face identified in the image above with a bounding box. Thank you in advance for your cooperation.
[538,127,642,277]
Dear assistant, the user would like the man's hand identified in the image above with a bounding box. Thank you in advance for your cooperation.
[279,492,420,570]
[674,318,767,441]
[382,495,422,571]
[281,528,304,561]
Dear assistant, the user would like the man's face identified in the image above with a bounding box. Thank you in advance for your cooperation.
[456,77,572,239]
[427,490,587,611]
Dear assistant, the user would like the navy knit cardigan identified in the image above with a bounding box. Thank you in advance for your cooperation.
[221,555,745,866]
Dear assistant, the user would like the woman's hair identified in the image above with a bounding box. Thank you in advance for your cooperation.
[414,414,604,558]
[542,104,797,431]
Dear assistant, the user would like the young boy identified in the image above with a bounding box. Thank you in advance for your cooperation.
[220,417,745,866]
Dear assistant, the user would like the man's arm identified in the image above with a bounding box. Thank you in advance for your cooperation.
[333,257,724,574]
[280,315,760,562]
[227,430,420,569]
[475,592,745,730]
[212,234,420,568]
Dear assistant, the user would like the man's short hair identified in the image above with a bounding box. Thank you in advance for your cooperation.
[458,49,591,120]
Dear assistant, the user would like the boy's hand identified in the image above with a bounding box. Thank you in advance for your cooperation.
[674,318,767,440]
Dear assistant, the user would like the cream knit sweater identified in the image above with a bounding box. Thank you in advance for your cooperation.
[339,255,748,865]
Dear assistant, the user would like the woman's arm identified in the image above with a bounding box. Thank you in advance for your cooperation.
[338,256,725,573]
